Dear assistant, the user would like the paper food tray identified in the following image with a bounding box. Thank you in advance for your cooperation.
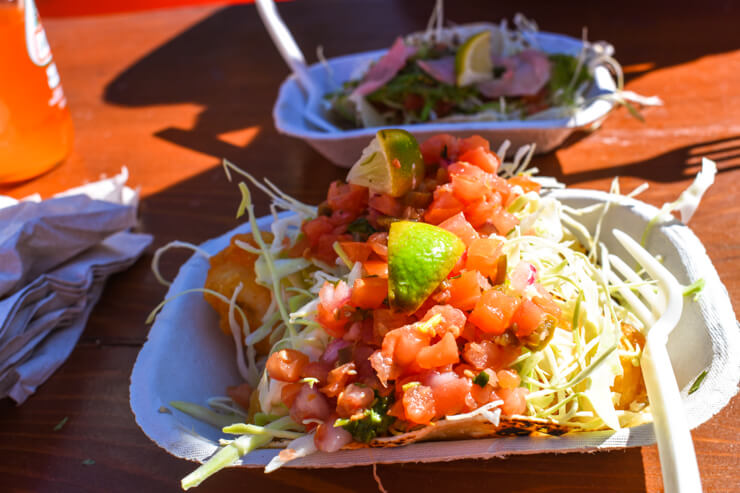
[273,24,617,167]
[130,189,739,468]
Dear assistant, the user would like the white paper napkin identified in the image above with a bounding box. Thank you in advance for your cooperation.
[0,168,152,404]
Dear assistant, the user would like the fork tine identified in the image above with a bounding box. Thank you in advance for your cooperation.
[610,253,662,310]
[608,253,663,319]
[612,230,683,333]
[606,264,655,326]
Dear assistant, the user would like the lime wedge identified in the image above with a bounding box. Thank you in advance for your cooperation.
[388,221,465,312]
[347,129,425,197]
[455,31,493,87]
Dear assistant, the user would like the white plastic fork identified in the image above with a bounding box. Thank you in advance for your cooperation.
[254,0,340,132]
[609,229,702,493]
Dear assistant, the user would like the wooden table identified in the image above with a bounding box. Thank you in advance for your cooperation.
[1,1,738,491]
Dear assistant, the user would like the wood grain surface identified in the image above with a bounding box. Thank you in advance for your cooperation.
[0,1,738,492]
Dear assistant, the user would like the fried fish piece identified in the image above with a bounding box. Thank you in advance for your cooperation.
[612,323,648,409]
[204,233,275,355]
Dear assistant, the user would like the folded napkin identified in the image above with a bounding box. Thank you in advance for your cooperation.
[0,168,152,404]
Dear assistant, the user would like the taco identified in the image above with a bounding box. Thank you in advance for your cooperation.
[158,130,666,488]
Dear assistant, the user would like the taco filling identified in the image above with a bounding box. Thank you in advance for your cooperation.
[150,131,708,489]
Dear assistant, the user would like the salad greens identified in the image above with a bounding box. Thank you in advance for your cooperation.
[328,38,592,128]
[326,12,659,128]
[547,54,592,107]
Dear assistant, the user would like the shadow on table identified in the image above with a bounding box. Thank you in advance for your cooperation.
[102,1,413,165]
[103,4,280,165]
[533,135,740,186]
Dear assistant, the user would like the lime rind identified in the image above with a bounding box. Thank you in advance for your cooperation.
[378,129,425,196]
[455,31,493,87]
[388,221,466,312]
[347,129,424,197]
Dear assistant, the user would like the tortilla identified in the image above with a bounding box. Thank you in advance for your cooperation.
[342,415,575,450]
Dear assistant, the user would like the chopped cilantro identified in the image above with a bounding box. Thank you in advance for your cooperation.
[683,278,705,301]
[339,393,395,443]
[689,370,708,395]
[473,371,489,388]
[347,217,377,237]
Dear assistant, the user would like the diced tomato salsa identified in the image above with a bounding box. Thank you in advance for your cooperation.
[274,134,558,441]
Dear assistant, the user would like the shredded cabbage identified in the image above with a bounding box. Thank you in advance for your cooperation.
[446,400,503,425]
[642,158,717,245]
[264,433,317,473]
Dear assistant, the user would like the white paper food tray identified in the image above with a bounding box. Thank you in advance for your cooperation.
[130,189,739,468]
[273,25,617,168]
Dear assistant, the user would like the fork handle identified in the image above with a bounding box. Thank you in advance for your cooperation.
[254,0,314,94]
[642,339,703,493]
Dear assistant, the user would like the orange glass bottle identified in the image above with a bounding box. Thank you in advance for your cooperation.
[0,0,74,184]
